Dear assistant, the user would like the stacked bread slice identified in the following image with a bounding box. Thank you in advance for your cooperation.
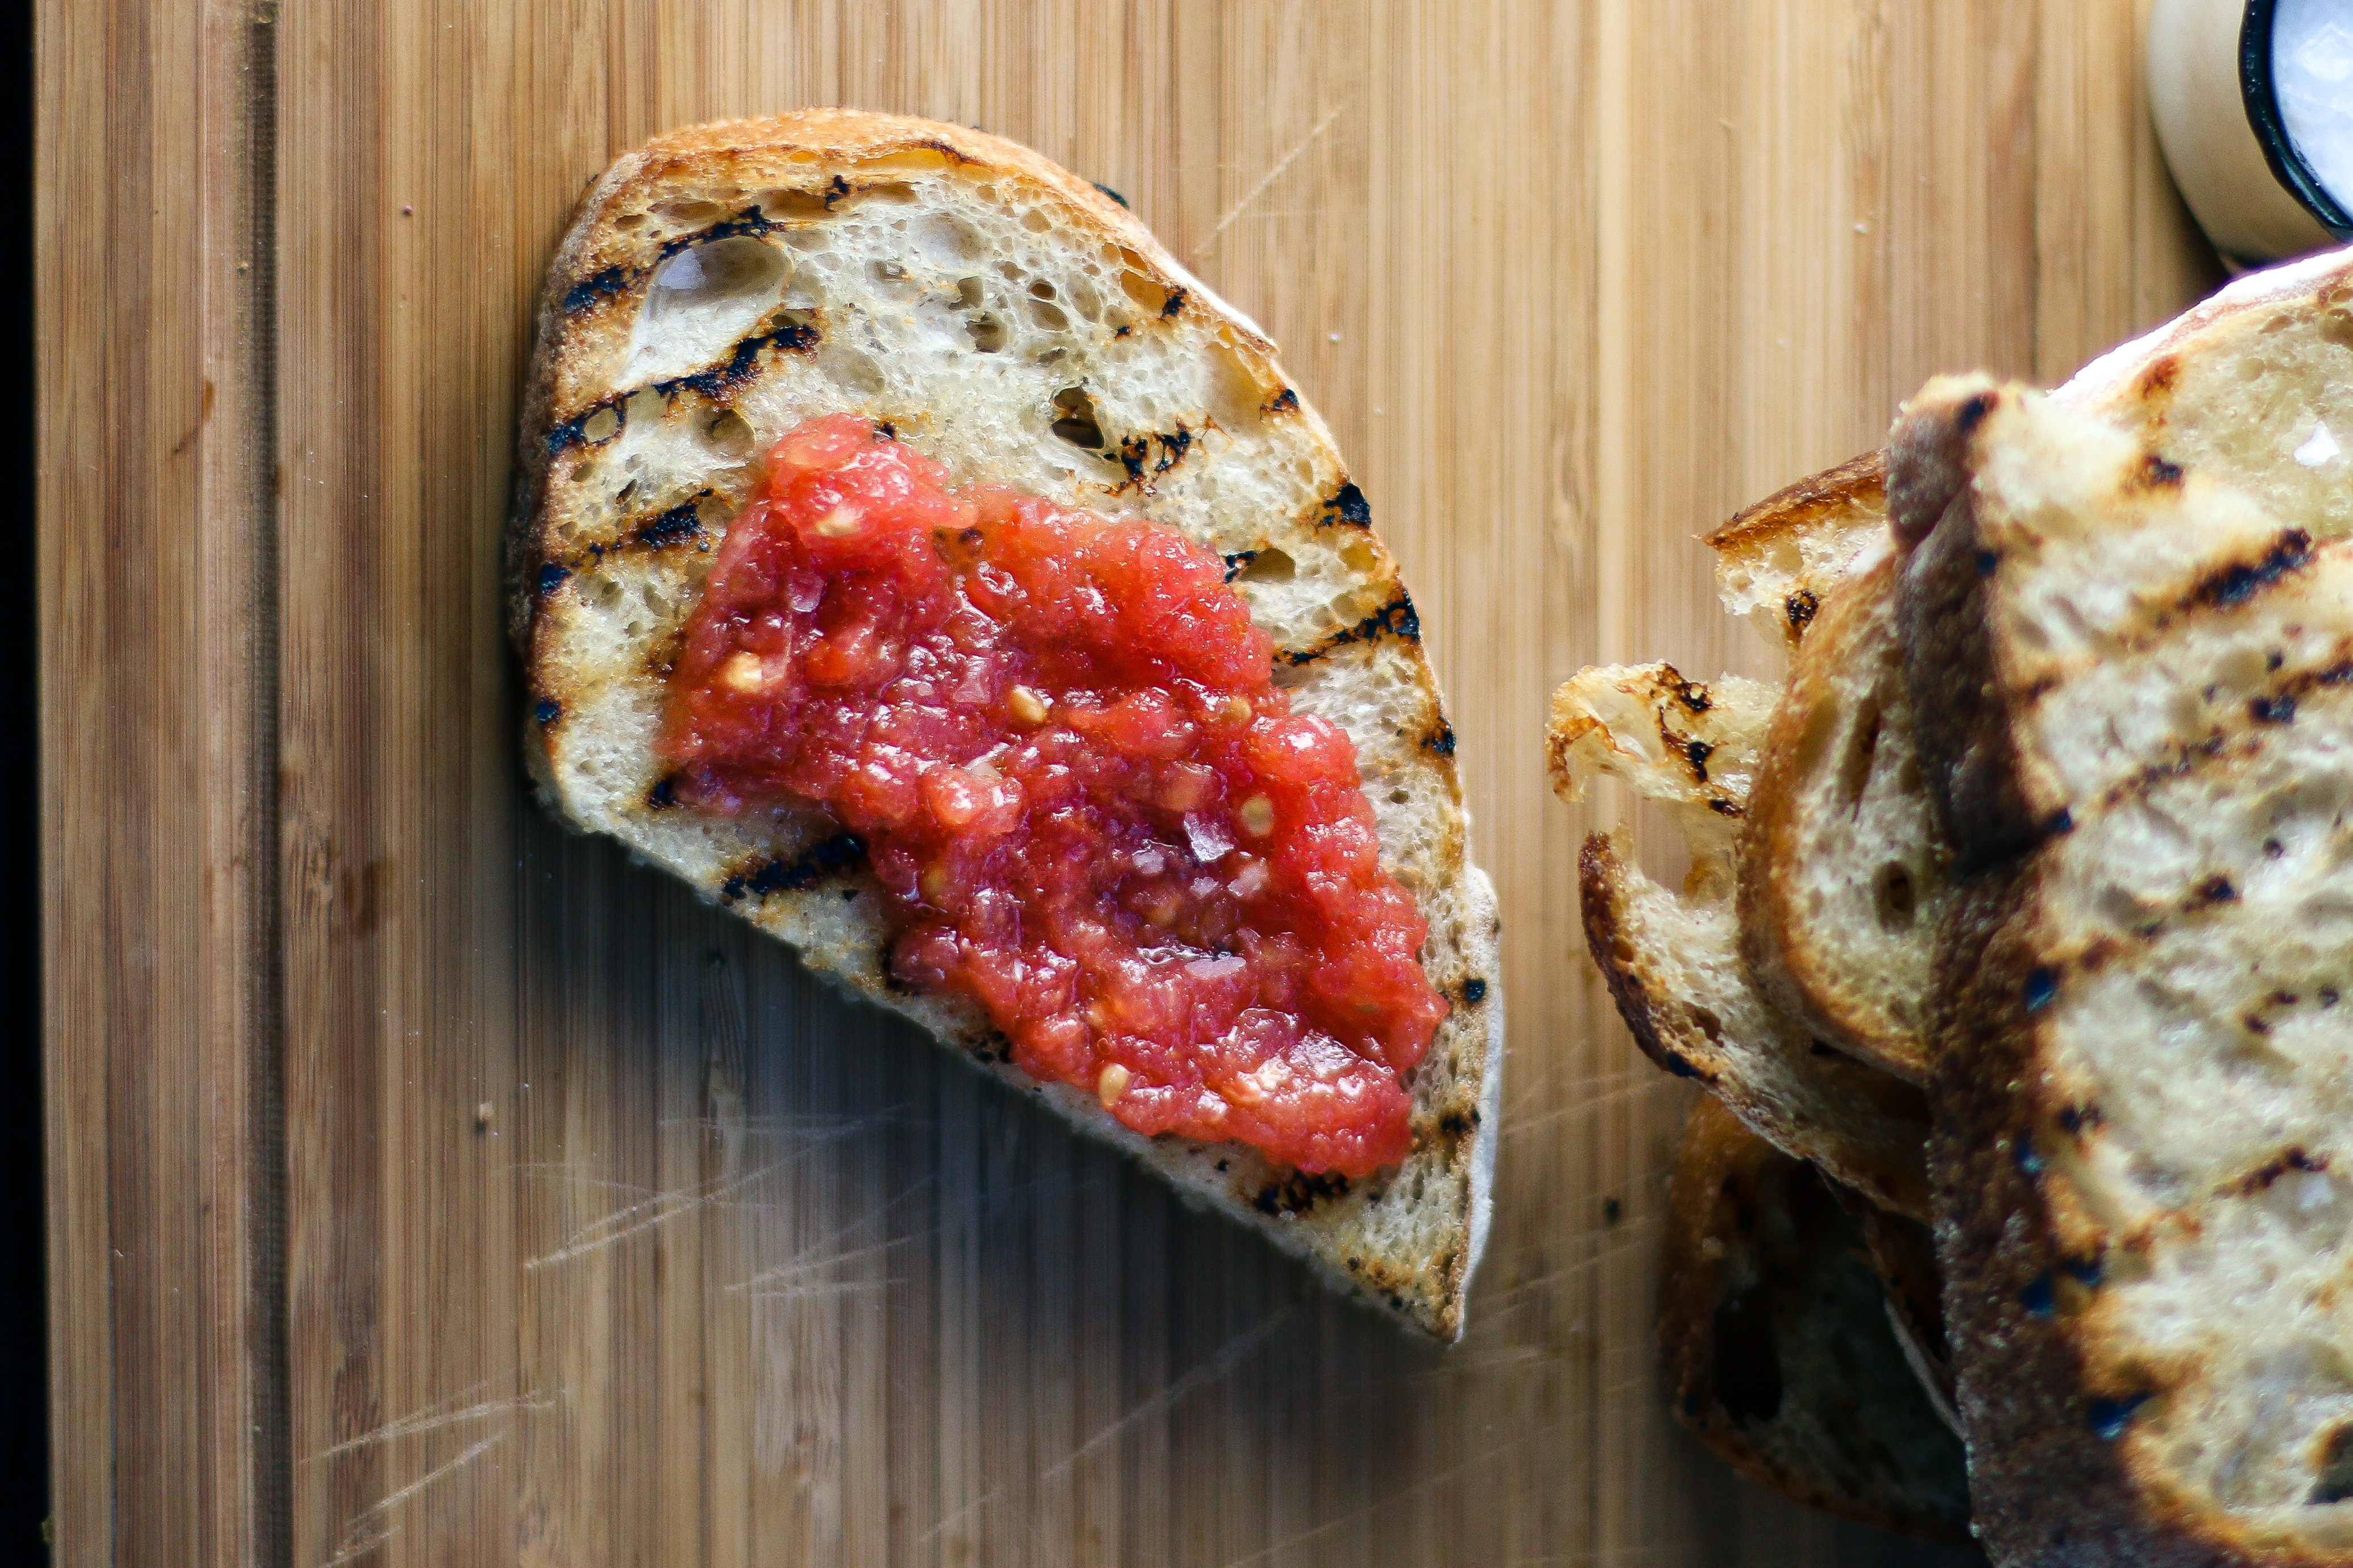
[1553,248,2353,1553]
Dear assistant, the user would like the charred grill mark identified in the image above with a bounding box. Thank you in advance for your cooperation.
[1254,1167,1349,1216]
[1785,589,1819,633]
[1667,672,1714,714]
[2138,355,2180,398]
[2056,1103,2105,1137]
[1159,286,1188,319]
[2136,452,2185,490]
[1117,435,1148,485]
[1154,426,1193,473]
[646,774,678,809]
[1089,181,1130,209]
[1462,976,1487,1005]
[563,265,631,314]
[2189,875,2239,908]
[538,563,572,595]
[720,832,868,902]
[533,698,561,726]
[1319,482,1373,529]
[1422,720,1456,757]
[1264,388,1300,414]
[634,496,708,550]
[1662,1047,1709,1080]
[2186,530,2313,610]
[1683,737,1715,781]
[568,174,921,324]
[546,321,820,455]
[654,205,781,260]
[2095,653,2353,808]
[1107,426,1197,494]
[1280,594,1421,667]
[662,319,820,401]
[2232,1146,2328,1195]
[1221,550,1259,581]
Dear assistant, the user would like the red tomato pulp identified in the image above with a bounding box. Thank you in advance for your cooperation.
[660,414,1446,1176]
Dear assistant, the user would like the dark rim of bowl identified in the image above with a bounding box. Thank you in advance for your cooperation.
[2242,0,2353,239]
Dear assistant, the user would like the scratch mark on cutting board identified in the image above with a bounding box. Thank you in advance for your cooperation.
[1044,1306,1297,1479]
[920,1486,1001,1546]
[523,1155,800,1268]
[316,1432,507,1568]
[1220,1430,1538,1567]
[725,1176,940,1292]
[306,1377,555,1462]
[1192,103,1348,259]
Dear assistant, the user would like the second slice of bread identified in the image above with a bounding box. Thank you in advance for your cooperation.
[1738,249,2353,1083]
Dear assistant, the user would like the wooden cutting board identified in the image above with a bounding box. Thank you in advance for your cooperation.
[40,2,2217,1563]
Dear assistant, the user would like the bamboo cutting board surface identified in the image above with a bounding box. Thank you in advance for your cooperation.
[40,2,2219,1564]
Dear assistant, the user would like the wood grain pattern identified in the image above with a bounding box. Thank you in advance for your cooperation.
[40,2,2219,1564]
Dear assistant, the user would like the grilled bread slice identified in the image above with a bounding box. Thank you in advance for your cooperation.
[1737,546,1952,1082]
[1550,665,1929,1219]
[509,111,1503,1338]
[1896,376,2353,1564]
[1659,1096,1970,1542]
[1737,249,2353,1083]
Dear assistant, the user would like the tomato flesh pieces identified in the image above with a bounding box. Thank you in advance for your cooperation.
[661,414,1446,1177]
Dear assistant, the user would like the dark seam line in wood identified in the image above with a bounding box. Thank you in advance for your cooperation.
[247,5,292,1565]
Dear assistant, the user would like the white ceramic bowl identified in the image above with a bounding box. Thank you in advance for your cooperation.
[2151,0,2347,264]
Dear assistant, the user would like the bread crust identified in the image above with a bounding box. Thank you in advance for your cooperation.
[1737,551,1941,1081]
[508,111,1502,1338]
[1579,832,1930,1219]
[1703,451,1890,645]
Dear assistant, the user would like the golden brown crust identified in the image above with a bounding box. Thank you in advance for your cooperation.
[1708,448,1890,555]
[1659,1097,1972,1543]
[1737,553,1936,1081]
[1579,833,1932,1219]
[1704,451,1890,645]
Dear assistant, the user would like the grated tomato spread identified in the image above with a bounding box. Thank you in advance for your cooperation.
[660,414,1446,1176]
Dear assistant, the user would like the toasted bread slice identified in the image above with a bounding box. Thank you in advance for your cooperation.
[1550,666,1929,1218]
[1896,377,2353,1563]
[1737,547,1952,1082]
[1659,1096,1970,1542]
[509,111,1503,1338]
[1738,249,2353,1082]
